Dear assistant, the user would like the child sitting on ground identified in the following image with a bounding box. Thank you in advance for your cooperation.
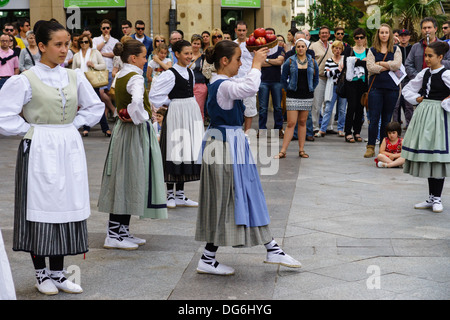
[375,121,405,168]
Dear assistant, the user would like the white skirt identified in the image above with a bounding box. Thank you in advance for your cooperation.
[166,97,204,164]
[27,124,90,223]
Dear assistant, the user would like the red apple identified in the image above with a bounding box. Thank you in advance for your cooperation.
[246,35,256,46]
[254,28,266,38]
[119,108,130,119]
[265,34,277,43]
[255,36,267,46]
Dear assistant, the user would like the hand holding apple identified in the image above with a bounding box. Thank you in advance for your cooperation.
[251,47,268,70]
[118,108,133,122]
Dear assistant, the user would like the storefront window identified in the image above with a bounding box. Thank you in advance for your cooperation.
[65,8,126,39]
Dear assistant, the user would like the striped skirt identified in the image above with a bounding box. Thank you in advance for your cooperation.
[195,135,272,247]
[13,139,88,256]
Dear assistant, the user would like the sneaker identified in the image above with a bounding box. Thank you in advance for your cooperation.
[119,225,146,246]
[264,252,302,268]
[35,268,58,295]
[433,199,444,213]
[175,193,198,207]
[103,236,139,250]
[414,196,434,210]
[196,259,235,275]
[50,270,83,294]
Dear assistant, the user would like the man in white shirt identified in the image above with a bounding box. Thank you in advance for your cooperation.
[93,19,119,118]
[234,21,256,133]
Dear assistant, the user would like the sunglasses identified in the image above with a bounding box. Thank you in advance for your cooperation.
[443,26,449,30]
[212,35,222,39]
[136,27,145,31]
[4,28,13,32]
[155,39,165,42]
[102,27,110,30]
[79,40,89,44]
[336,32,344,35]
[354,36,365,40]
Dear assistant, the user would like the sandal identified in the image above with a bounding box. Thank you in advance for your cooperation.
[274,151,286,159]
[345,135,355,143]
[299,151,309,158]
[338,131,345,137]
[354,134,363,142]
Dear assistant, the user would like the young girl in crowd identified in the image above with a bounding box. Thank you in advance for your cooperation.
[375,121,405,168]
[147,43,172,84]
[401,41,450,213]
[153,106,166,141]
[0,20,104,295]
[98,39,167,250]
[149,40,204,209]
[195,40,301,276]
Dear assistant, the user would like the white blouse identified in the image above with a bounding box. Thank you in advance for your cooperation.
[402,66,450,111]
[116,63,149,124]
[149,63,195,108]
[210,68,262,111]
[0,62,104,136]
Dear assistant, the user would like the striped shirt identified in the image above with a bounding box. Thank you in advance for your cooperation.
[325,58,342,84]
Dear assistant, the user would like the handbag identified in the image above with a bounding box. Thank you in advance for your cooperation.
[361,51,388,109]
[336,68,347,98]
[84,68,109,88]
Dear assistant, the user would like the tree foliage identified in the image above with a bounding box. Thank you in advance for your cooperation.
[306,0,361,31]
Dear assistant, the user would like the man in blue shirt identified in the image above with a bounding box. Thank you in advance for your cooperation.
[131,20,153,85]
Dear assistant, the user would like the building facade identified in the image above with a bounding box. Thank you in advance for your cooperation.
[0,0,292,41]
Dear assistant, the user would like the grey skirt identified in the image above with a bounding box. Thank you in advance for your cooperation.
[13,139,88,257]
[286,97,314,111]
[195,138,272,247]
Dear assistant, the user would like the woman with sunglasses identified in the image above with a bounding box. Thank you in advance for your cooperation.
[73,35,112,137]
[342,28,369,144]
[202,29,224,80]
[210,28,223,46]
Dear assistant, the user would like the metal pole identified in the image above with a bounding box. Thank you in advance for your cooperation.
[150,0,153,38]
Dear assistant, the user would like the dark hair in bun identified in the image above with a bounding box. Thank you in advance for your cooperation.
[428,41,450,57]
[172,39,191,54]
[115,38,145,63]
[34,20,67,48]
[204,40,239,70]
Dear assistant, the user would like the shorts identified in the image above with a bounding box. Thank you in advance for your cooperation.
[243,95,257,117]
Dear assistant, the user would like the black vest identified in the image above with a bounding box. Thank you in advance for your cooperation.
[420,68,450,101]
[168,67,194,100]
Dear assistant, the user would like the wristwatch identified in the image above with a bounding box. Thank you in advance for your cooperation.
[104,40,107,44]
[265,58,269,63]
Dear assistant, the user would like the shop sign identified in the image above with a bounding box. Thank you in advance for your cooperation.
[64,0,126,8]
[221,0,261,8]
[0,0,29,9]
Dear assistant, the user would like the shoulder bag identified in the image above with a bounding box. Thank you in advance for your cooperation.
[84,50,109,88]
[360,50,388,110]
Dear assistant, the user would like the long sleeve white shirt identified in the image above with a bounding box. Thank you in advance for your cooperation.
[148,63,195,108]
[0,62,105,136]
[116,63,149,124]
[402,66,450,111]
[210,68,262,110]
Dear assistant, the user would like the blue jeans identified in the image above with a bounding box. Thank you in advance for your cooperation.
[320,85,347,132]
[368,88,399,145]
[258,81,284,130]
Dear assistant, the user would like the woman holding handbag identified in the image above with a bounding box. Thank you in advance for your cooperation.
[365,24,402,158]
[19,31,40,72]
[342,28,368,143]
[72,34,112,137]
